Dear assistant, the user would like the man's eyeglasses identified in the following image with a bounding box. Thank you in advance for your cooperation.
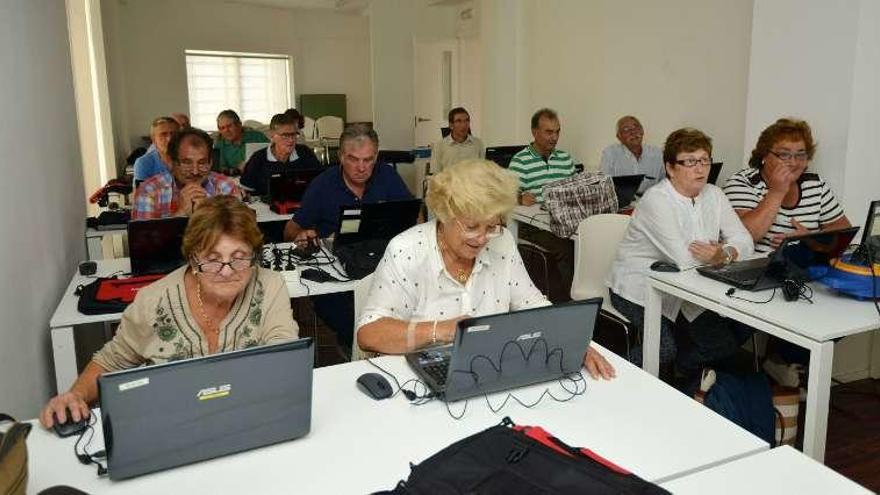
[276,132,297,141]
[194,256,256,273]
[455,219,504,240]
[674,157,712,168]
[179,161,211,171]
[769,150,809,162]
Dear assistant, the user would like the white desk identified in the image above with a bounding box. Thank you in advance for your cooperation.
[643,269,880,461]
[50,256,357,393]
[661,446,873,494]
[26,349,767,494]
[84,201,291,260]
[509,203,552,240]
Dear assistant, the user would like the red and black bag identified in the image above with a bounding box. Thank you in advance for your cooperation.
[379,417,669,494]
[76,274,164,315]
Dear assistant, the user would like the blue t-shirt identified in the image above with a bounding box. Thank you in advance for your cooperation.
[133,149,170,183]
[294,164,413,237]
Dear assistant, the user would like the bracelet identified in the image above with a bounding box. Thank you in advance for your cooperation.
[431,320,438,345]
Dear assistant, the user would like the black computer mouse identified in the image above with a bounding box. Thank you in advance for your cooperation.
[650,260,680,273]
[52,409,88,438]
[356,372,393,400]
[301,268,337,283]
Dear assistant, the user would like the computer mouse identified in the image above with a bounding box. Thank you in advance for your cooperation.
[356,372,393,400]
[300,268,337,283]
[650,260,680,273]
[52,409,88,438]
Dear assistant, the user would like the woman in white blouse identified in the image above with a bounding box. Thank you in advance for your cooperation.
[607,128,754,376]
[357,159,615,380]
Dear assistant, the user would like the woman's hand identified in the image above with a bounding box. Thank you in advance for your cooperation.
[40,391,90,429]
[689,240,723,265]
[583,346,616,380]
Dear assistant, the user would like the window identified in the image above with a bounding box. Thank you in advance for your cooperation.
[185,50,292,130]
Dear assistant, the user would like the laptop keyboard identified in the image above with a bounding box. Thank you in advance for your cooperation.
[418,350,451,388]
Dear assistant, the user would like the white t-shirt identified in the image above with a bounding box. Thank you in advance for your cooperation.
[357,220,549,330]
[607,179,754,321]
[723,168,845,253]
[599,143,665,193]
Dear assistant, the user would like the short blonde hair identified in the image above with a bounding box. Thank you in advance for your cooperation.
[426,159,519,223]
[182,196,263,260]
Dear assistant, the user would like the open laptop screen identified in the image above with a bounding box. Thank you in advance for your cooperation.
[335,199,422,246]
[127,217,189,275]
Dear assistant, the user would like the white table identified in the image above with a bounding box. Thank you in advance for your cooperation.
[84,201,292,260]
[509,203,551,240]
[643,269,880,461]
[661,446,873,494]
[26,349,768,494]
[50,255,357,393]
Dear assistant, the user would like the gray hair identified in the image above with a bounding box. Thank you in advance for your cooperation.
[339,123,379,150]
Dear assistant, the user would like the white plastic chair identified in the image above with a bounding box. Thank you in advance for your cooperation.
[351,273,375,361]
[301,116,316,141]
[570,214,631,320]
[315,115,344,143]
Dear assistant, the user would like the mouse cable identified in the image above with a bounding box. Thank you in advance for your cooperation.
[725,287,777,304]
[74,410,107,476]
[365,357,433,402]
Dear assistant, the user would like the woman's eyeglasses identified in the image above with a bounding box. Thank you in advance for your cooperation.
[674,157,712,168]
[455,219,504,240]
[769,150,809,162]
[194,256,256,273]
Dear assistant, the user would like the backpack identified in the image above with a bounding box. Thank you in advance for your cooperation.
[379,417,669,494]
[0,414,32,495]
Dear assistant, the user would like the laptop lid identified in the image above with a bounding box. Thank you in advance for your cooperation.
[244,142,269,162]
[485,145,527,169]
[127,217,189,275]
[267,167,324,203]
[857,200,880,258]
[707,162,723,185]
[98,338,314,480]
[611,174,644,208]
[335,199,422,247]
[430,299,601,402]
[779,226,859,280]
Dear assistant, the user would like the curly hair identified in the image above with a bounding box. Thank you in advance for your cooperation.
[748,118,816,169]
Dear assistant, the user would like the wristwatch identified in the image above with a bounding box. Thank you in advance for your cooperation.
[721,245,736,265]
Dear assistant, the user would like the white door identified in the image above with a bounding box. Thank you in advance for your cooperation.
[413,39,459,148]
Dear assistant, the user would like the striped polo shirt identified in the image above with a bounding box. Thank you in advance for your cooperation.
[722,168,845,253]
[508,145,575,202]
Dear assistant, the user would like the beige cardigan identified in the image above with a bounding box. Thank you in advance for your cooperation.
[93,265,298,371]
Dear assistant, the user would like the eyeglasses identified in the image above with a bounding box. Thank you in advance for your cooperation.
[674,157,712,168]
[619,126,643,134]
[194,256,256,273]
[455,219,504,240]
[769,150,809,162]
[178,161,211,171]
[276,132,297,141]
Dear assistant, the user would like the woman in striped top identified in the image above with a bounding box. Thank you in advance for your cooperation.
[723,118,850,254]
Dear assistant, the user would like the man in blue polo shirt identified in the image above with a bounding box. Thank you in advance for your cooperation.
[284,123,412,355]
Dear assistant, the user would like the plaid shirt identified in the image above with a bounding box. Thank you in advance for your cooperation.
[132,170,240,220]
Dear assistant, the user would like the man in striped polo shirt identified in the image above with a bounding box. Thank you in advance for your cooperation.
[509,108,575,205]
[508,108,576,302]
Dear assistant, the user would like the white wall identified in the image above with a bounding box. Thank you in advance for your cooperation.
[0,0,86,417]
[102,0,372,158]
[512,0,754,174]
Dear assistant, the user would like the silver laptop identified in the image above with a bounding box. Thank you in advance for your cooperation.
[98,338,313,480]
[406,299,601,402]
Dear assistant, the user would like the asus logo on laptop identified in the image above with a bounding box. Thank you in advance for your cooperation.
[516,331,543,341]
[197,384,231,401]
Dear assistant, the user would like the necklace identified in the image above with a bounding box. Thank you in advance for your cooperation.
[437,225,471,284]
[195,277,219,334]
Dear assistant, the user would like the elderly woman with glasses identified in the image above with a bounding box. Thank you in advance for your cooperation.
[607,128,754,377]
[723,118,851,254]
[41,196,299,429]
[356,159,615,380]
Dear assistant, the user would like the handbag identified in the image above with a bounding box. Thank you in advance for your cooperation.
[542,172,618,238]
[0,414,32,495]
[76,274,165,315]
[379,417,669,494]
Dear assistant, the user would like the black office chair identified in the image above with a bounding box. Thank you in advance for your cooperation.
[378,150,416,171]
[485,145,527,169]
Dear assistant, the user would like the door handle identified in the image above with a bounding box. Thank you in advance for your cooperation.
[414,116,432,126]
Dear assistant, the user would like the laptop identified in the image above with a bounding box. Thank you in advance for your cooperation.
[127,217,189,275]
[611,174,644,208]
[852,200,880,264]
[708,162,724,185]
[485,145,527,169]
[266,167,324,213]
[697,227,859,291]
[98,338,314,480]
[332,199,422,278]
[406,299,601,402]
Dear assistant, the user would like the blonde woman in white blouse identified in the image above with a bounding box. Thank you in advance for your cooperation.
[357,159,615,380]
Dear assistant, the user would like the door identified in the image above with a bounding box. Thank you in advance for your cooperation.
[413,39,459,148]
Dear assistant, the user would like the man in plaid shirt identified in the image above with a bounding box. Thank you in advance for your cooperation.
[133,128,240,220]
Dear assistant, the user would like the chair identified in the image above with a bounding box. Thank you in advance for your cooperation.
[570,214,632,356]
[315,115,344,147]
[301,116,316,141]
[351,273,375,361]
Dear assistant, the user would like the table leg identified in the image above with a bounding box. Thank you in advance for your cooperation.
[86,235,103,261]
[51,326,78,394]
[643,283,662,376]
[802,340,833,461]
